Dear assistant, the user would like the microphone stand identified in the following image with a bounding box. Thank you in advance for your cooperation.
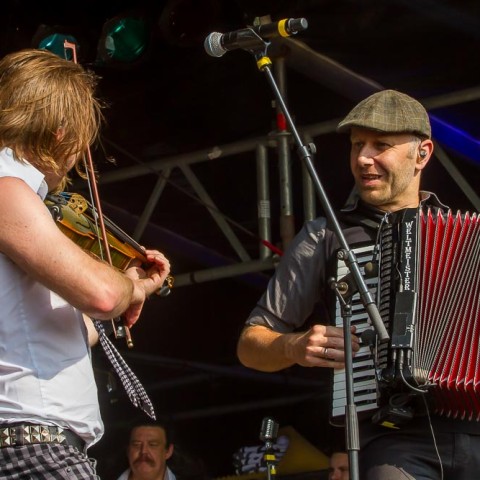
[259,417,279,480]
[263,440,277,479]
[329,275,360,479]
[244,41,390,480]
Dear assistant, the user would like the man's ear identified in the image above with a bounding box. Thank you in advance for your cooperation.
[165,444,174,460]
[417,139,434,170]
[55,127,65,141]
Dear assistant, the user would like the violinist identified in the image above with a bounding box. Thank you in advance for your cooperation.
[0,48,170,479]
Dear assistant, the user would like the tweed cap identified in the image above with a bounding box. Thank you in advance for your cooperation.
[337,89,431,138]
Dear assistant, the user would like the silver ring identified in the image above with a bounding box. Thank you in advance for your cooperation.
[324,347,329,358]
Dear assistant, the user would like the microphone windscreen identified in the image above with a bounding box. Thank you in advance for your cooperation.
[204,32,225,57]
[259,417,278,442]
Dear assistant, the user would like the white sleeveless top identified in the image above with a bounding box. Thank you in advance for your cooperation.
[0,148,103,447]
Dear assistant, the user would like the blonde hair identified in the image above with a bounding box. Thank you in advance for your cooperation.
[0,48,104,186]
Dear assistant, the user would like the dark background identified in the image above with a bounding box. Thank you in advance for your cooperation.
[2,0,480,478]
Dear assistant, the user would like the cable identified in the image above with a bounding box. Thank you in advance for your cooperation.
[422,395,444,480]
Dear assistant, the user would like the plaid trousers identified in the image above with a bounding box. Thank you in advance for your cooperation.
[0,443,100,479]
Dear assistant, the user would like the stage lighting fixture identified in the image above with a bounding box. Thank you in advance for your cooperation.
[96,15,149,65]
[32,25,80,61]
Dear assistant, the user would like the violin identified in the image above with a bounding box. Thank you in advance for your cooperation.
[45,192,174,342]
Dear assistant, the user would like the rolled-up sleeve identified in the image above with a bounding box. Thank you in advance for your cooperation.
[245,217,328,332]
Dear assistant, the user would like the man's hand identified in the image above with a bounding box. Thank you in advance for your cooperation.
[237,324,360,372]
[122,250,171,328]
[286,324,360,369]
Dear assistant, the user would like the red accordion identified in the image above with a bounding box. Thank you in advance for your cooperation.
[399,208,480,420]
[331,207,480,422]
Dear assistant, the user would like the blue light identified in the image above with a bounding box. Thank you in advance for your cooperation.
[38,33,79,61]
[431,114,480,164]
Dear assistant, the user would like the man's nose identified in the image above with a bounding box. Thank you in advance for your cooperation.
[356,148,376,166]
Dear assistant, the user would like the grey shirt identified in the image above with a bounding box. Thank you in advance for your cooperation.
[245,191,447,334]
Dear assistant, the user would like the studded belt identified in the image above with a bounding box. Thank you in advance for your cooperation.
[0,423,86,451]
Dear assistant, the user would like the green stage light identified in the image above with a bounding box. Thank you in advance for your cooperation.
[97,16,149,64]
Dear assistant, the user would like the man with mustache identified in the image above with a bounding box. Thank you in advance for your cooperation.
[117,421,176,480]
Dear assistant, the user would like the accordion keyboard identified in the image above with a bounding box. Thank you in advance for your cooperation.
[331,244,384,420]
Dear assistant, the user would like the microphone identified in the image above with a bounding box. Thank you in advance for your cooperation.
[204,18,308,57]
[259,417,279,443]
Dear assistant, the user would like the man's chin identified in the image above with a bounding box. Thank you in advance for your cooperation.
[358,189,387,206]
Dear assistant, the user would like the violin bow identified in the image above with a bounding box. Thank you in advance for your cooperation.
[63,40,134,348]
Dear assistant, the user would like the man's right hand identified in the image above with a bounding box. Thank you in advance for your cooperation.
[123,249,171,328]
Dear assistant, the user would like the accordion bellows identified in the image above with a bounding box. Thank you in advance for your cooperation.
[414,209,480,420]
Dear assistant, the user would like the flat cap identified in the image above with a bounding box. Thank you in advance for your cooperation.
[337,89,431,138]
